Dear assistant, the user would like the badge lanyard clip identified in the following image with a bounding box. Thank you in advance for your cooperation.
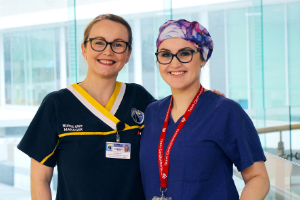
[160,188,167,198]
[116,122,125,143]
[116,133,120,143]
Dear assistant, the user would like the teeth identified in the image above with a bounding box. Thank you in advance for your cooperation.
[170,71,185,75]
[99,60,114,64]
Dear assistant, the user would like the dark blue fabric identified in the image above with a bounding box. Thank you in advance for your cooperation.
[140,91,266,200]
[18,83,155,200]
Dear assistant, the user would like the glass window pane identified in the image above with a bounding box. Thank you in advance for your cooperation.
[263,4,286,108]
[31,29,56,105]
[11,34,26,105]
[287,2,300,107]
[227,8,248,109]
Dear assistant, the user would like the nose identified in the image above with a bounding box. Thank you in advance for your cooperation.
[169,55,182,68]
[102,43,114,55]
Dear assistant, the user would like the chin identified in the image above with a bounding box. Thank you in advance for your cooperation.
[169,84,188,91]
[95,69,118,78]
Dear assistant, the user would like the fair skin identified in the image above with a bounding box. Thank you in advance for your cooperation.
[158,38,270,199]
[158,38,205,122]
[30,19,132,200]
[31,158,53,200]
[80,19,131,106]
[30,19,225,200]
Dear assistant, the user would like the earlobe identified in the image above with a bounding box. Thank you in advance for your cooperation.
[81,43,87,61]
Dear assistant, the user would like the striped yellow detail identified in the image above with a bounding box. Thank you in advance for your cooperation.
[71,83,120,124]
[59,125,144,138]
[40,140,60,164]
[105,81,121,111]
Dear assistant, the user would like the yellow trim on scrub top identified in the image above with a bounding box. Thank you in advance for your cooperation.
[105,81,122,112]
[59,125,145,138]
[71,83,120,124]
[40,140,60,164]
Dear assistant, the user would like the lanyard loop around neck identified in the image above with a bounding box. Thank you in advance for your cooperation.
[158,85,205,189]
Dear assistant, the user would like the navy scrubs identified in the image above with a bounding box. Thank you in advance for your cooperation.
[140,91,266,200]
[18,82,155,200]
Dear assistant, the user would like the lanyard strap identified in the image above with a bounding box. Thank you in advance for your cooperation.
[158,85,205,189]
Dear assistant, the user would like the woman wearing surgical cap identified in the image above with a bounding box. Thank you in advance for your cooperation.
[140,19,270,200]
[17,14,223,200]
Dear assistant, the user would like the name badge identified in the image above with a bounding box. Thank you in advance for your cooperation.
[152,197,172,200]
[106,142,131,159]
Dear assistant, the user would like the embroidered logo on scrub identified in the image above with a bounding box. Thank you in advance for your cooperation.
[131,108,144,124]
[63,124,83,132]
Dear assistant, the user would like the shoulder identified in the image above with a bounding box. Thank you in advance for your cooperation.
[125,83,152,96]
[203,91,244,113]
[204,92,255,131]
[145,95,170,114]
[36,88,73,112]
[41,88,70,104]
[199,91,250,124]
[125,83,156,105]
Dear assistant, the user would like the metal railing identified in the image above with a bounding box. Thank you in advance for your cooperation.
[233,124,300,199]
[257,124,300,160]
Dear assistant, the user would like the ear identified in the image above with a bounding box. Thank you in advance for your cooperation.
[125,49,132,63]
[201,61,206,68]
[81,43,87,60]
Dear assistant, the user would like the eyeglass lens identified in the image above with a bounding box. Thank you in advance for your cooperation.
[157,50,193,64]
[91,39,127,53]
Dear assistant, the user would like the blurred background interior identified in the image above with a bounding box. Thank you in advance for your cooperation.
[0,0,300,199]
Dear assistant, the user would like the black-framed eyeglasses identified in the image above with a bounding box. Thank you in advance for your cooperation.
[85,38,130,54]
[155,49,201,64]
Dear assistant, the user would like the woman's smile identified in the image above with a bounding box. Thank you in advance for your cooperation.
[98,59,116,65]
[169,71,186,75]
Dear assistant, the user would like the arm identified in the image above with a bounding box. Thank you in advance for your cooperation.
[240,161,270,200]
[31,158,54,200]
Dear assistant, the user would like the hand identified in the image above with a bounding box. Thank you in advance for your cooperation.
[211,89,225,97]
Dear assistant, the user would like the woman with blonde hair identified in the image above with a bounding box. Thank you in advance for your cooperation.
[18,14,155,200]
[18,14,224,200]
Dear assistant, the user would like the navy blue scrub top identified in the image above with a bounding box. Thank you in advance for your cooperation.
[140,91,266,200]
[18,83,155,200]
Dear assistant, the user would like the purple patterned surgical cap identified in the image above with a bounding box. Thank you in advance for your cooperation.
[156,19,214,62]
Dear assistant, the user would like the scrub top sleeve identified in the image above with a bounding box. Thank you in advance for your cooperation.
[144,88,156,104]
[135,83,157,104]
[223,101,266,172]
[18,93,59,168]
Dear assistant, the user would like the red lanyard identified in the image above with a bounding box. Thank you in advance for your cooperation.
[158,85,205,189]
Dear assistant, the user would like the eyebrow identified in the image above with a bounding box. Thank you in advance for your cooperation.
[159,47,194,52]
[91,36,127,42]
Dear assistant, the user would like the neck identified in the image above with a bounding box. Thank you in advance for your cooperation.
[170,82,202,122]
[171,83,201,111]
[79,74,117,107]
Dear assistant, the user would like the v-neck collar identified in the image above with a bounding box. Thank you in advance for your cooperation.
[67,82,126,130]
[105,81,122,114]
